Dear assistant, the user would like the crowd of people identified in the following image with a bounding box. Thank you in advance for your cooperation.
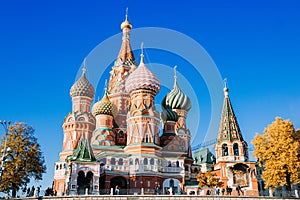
[202,185,245,196]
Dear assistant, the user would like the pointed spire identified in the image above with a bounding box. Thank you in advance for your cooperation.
[117,8,135,65]
[218,81,244,143]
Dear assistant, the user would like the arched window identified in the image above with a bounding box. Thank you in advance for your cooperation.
[129,158,133,165]
[150,158,154,165]
[77,171,85,195]
[233,143,239,156]
[176,161,179,167]
[243,143,248,158]
[111,158,116,165]
[144,158,148,165]
[185,166,188,171]
[99,158,107,165]
[118,158,123,165]
[222,144,228,156]
[168,161,171,167]
[170,179,174,187]
[60,164,62,169]
[119,131,124,139]
[135,158,139,165]
[145,135,149,143]
[194,168,198,174]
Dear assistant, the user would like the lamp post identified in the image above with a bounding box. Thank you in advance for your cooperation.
[0,120,11,182]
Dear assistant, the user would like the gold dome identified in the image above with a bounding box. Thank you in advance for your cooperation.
[121,14,132,30]
[92,92,117,117]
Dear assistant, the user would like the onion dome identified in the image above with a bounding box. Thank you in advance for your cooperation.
[162,78,191,112]
[161,106,179,122]
[70,67,95,98]
[125,52,160,94]
[121,8,132,30]
[92,91,117,117]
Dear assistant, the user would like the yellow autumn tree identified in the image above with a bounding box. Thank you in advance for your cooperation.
[252,117,300,192]
[0,122,46,198]
[197,171,224,188]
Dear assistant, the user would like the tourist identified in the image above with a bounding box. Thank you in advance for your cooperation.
[221,188,225,195]
[236,185,241,196]
[115,185,120,195]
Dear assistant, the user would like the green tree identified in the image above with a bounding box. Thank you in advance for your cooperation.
[0,122,46,198]
[252,117,300,195]
[197,171,224,188]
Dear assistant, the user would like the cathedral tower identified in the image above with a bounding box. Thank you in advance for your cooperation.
[91,89,117,146]
[124,49,161,154]
[60,66,96,161]
[54,64,96,195]
[161,67,192,158]
[213,82,258,195]
[107,10,137,145]
[214,82,248,163]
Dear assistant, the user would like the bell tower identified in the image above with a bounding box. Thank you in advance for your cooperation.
[214,81,248,163]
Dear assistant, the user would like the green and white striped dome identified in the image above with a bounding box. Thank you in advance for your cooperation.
[161,105,179,122]
[162,80,191,112]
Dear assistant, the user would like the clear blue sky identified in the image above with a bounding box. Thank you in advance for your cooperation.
[0,0,299,191]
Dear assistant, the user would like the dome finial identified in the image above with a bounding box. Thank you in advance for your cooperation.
[173,65,177,86]
[140,42,144,64]
[223,78,229,96]
[125,7,129,21]
[121,7,132,30]
[104,79,108,93]
[82,58,87,74]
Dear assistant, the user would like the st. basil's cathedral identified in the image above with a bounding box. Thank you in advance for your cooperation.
[53,13,259,196]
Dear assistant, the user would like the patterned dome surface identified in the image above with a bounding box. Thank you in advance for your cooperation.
[125,60,160,94]
[162,81,191,112]
[70,70,95,98]
[161,106,178,122]
[92,92,117,116]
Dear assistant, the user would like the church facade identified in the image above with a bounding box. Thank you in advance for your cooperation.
[53,13,259,196]
[53,13,197,195]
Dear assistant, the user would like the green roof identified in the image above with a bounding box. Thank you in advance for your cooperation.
[68,139,96,162]
[217,87,245,143]
[193,148,215,164]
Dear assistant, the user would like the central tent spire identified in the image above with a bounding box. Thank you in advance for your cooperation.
[117,8,135,65]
